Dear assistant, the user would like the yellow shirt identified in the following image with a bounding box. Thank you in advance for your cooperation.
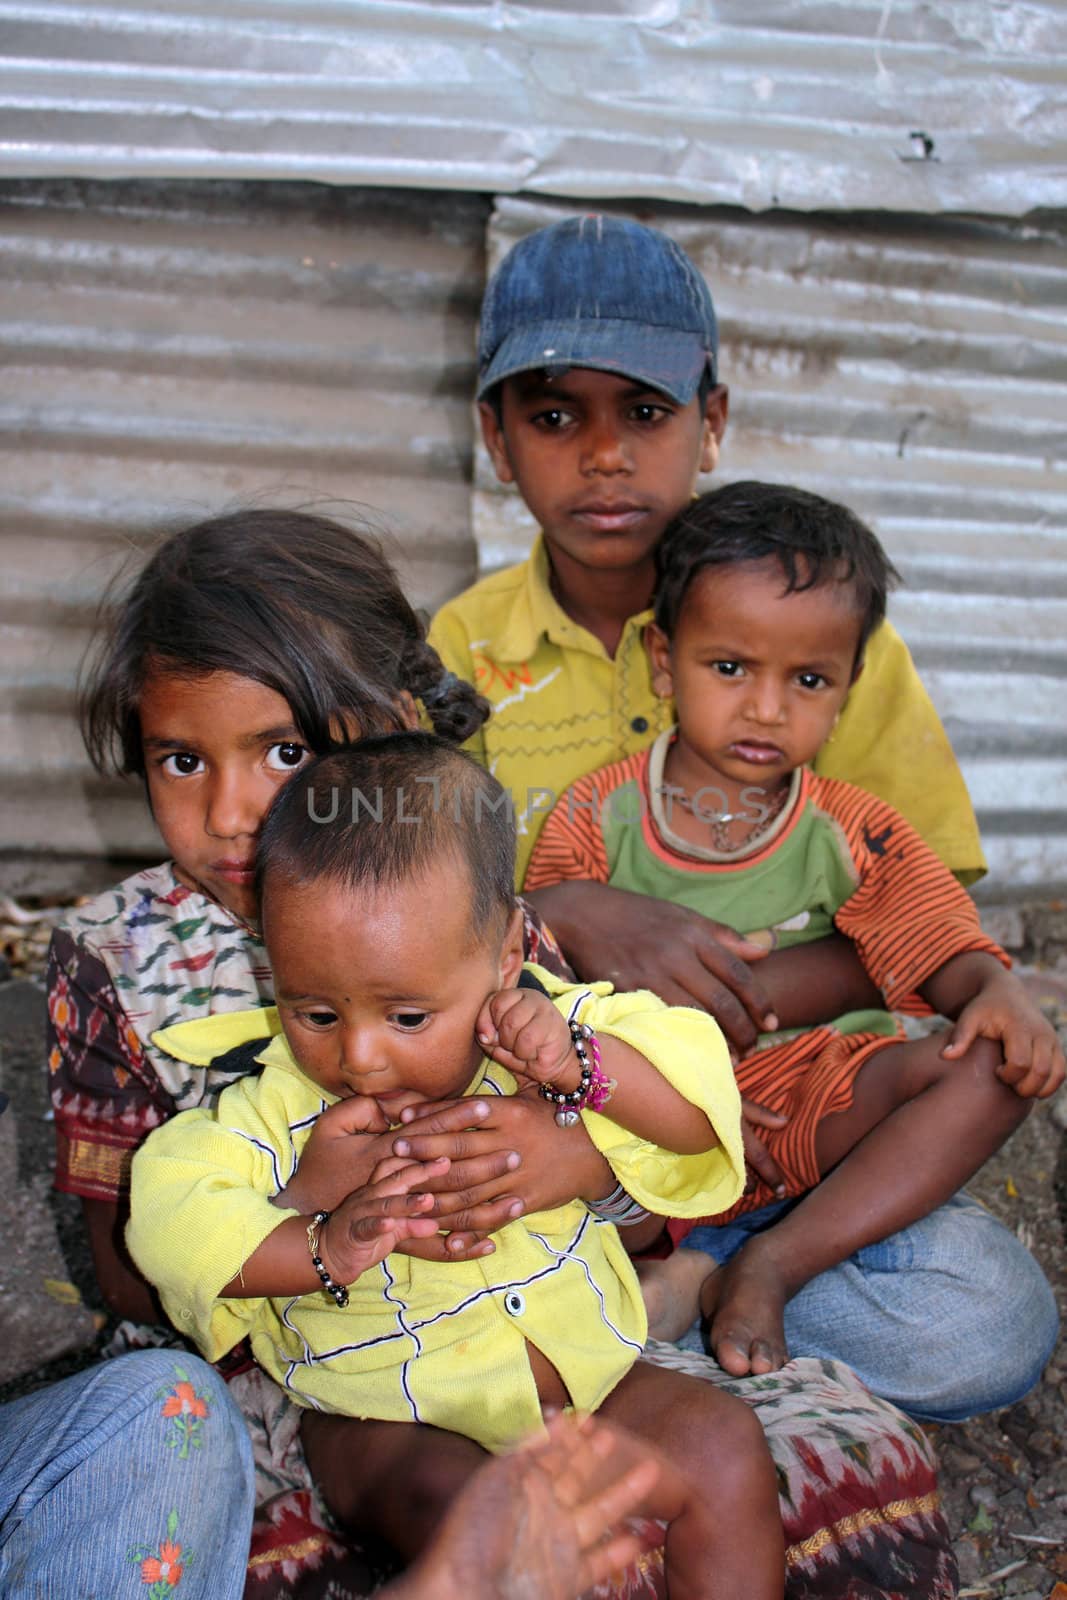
[429,536,985,886]
[128,967,743,1453]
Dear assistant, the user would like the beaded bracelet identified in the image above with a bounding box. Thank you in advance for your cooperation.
[539,1019,616,1128]
[307,1210,349,1308]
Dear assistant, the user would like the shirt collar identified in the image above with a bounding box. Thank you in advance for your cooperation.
[497,534,653,663]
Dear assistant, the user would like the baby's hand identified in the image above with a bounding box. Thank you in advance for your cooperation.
[318,1155,450,1285]
[274,1095,392,1214]
[941,972,1066,1100]
[475,988,576,1090]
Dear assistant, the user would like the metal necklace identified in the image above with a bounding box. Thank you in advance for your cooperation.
[657,780,791,854]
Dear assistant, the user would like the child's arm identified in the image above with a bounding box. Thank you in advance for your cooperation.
[922,952,1066,1100]
[476,988,716,1155]
[221,1155,450,1297]
[822,782,1062,1102]
[128,1096,445,1350]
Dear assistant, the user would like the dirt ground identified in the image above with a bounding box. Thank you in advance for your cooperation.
[2,900,1065,1597]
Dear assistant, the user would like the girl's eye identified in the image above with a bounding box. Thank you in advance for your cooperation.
[391,1011,429,1031]
[265,741,309,772]
[712,661,743,678]
[161,752,203,777]
[303,1010,338,1030]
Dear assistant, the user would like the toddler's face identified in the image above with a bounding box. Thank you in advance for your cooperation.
[647,560,862,798]
[480,368,724,581]
[140,668,312,924]
[266,859,525,1120]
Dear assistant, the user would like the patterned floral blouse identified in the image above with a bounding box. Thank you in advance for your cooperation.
[47,861,568,1202]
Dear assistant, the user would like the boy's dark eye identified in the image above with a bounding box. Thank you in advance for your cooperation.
[631,403,667,423]
[712,661,742,678]
[393,1012,428,1030]
[797,673,826,690]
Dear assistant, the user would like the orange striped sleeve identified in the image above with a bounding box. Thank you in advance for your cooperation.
[810,775,1008,1013]
[524,752,645,891]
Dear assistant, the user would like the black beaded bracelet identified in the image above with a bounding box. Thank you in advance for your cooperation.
[538,1018,617,1128]
[307,1210,349,1308]
[538,1019,595,1127]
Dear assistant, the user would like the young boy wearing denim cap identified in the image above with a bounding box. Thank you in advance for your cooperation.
[429,215,984,1039]
[428,215,1058,1422]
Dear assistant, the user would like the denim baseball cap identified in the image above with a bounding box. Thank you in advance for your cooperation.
[477,214,718,404]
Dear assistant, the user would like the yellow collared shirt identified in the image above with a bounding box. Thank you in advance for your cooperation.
[127,967,744,1453]
[429,536,985,886]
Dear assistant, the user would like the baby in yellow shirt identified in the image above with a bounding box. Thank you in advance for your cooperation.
[129,732,783,1600]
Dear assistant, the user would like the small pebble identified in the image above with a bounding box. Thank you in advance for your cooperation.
[969,1483,999,1511]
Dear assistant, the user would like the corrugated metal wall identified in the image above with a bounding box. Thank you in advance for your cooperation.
[476,198,1067,902]
[2,1,1065,216]
[0,177,489,891]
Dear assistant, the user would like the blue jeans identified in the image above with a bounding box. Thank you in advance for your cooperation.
[678,1191,1059,1422]
[0,1351,254,1599]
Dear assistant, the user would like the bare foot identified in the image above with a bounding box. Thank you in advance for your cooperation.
[699,1244,790,1376]
[635,1249,717,1343]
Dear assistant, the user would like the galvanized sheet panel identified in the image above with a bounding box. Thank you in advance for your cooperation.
[2,1,1066,216]
[0,177,488,886]
[476,196,1067,901]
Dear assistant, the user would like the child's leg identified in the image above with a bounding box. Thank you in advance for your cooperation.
[599,1359,784,1600]
[704,1033,1029,1376]
[301,1410,487,1559]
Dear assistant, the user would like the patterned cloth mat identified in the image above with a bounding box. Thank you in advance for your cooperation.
[227,1340,957,1600]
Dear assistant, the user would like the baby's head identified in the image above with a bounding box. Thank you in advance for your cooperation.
[476,216,727,577]
[648,482,899,789]
[257,733,525,1114]
[80,508,489,922]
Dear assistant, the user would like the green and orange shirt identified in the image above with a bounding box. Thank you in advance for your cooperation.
[525,736,1006,1215]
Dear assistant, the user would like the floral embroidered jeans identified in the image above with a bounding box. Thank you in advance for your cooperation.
[0,1351,254,1599]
